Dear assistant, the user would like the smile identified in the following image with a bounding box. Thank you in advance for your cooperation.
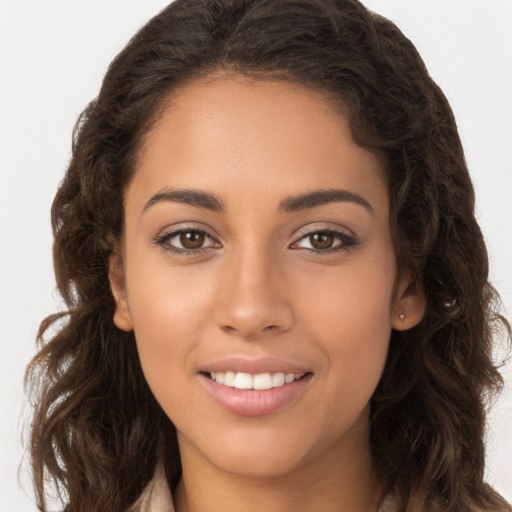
[200,370,313,416]
[210,371,305,390]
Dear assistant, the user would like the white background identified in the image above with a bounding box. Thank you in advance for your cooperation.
[1,1,510,510]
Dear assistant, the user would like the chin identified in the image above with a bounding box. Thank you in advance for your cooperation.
[178,421,320,478]
[178,412,363,482]
[209,446,310,479]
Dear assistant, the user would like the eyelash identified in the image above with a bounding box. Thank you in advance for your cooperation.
[291,228,357,254]
[153,226,358,257]
[153,227,219,257]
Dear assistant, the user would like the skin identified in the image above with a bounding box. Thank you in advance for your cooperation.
[110,75,424,512]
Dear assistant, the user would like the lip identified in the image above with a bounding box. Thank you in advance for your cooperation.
[199,372,313,416]
[200,356,311,375]
[197,357,313,417]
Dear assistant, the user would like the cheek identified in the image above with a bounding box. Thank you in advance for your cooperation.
[126,238,215,333]
[298,254,395,330]
[296,258,395,392]
[123,253,216,402]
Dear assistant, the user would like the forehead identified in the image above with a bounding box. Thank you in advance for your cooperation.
[129,76,388,213]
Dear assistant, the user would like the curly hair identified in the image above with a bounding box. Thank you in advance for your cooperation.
[26,0,511,511]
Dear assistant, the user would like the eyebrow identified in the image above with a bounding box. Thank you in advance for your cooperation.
[278,188,375,214]
[143,189,225,213]
[143,187,374,215]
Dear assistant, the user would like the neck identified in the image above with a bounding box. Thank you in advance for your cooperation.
[174,420,384,512]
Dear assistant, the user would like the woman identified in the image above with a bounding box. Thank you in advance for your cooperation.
[25,0,511,511]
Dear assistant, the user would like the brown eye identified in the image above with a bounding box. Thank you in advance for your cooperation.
[309,232,334,249]
[292,229,354,252]
[156,228,219,253]
[180,231,205,249]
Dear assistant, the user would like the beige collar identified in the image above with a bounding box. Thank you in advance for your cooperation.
[128,463,175,512]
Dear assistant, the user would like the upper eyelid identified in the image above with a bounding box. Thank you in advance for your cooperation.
[295,229,351,241]
[167,229,217,241]
[159,228,220,248]
[294,223,356,239]
[290,229,355,250]
[157,223,221,241]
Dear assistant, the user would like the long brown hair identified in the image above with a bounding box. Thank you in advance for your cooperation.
[26,1,511,511]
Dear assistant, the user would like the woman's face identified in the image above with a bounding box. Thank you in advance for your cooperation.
[110,76,423,478]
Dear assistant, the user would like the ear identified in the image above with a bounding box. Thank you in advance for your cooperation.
[108,251,133,332]
[391,272,425,331]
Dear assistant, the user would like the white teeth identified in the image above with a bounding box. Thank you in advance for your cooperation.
[234,372,253,389]
[209,371,305,389]
[253,372,272,390]
[224,371,236,387]
[272,372,285,387]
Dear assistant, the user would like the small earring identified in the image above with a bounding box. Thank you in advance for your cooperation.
[399,313,406,321]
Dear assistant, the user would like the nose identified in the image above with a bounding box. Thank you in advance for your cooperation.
[213,247,294,339]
